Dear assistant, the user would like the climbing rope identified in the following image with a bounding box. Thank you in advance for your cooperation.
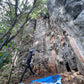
[0,39,12,63]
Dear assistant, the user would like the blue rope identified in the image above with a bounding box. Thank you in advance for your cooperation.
[0,38,7,49]
[0,39,12,63]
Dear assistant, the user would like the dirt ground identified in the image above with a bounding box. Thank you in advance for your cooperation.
[22,71,78,84]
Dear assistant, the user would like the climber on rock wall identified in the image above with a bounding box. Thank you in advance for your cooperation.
[19,49,36,84]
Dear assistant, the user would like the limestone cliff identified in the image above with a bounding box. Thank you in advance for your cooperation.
[1,0,84,83]
[47,0,84,75]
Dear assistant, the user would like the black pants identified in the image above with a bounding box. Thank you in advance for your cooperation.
[20,64,35,83]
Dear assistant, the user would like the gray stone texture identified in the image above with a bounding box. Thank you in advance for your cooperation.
[47,0,84,75]
[33,19,57,73]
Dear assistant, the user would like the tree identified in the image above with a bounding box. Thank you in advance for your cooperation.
[0,0,48,83]
[29,0,48,19]
[0,0,37,50]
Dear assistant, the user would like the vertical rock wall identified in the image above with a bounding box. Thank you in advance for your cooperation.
[33,19,57,74]
[33,18,77,74]
[47,0,84,75]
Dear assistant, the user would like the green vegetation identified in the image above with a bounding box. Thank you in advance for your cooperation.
[0,0,48,83]
[0,0,47,68]
[29,0,48,19]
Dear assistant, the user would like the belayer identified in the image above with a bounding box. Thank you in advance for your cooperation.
[19,50,36,84]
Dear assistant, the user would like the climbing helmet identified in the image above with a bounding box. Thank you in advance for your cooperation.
[30,49,34,53]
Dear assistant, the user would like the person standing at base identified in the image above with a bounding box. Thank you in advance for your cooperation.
[19,50,36,84]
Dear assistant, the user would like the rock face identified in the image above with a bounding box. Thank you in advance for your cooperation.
[33,19,57,73]
[33,18,77,74]
[47,0,84,75]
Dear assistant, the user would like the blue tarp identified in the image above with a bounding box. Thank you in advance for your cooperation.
[30,75,61,84]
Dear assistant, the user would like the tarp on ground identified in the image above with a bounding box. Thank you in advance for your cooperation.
[30,75,61,84]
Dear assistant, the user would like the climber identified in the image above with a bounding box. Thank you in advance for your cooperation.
[19,49,36,84]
